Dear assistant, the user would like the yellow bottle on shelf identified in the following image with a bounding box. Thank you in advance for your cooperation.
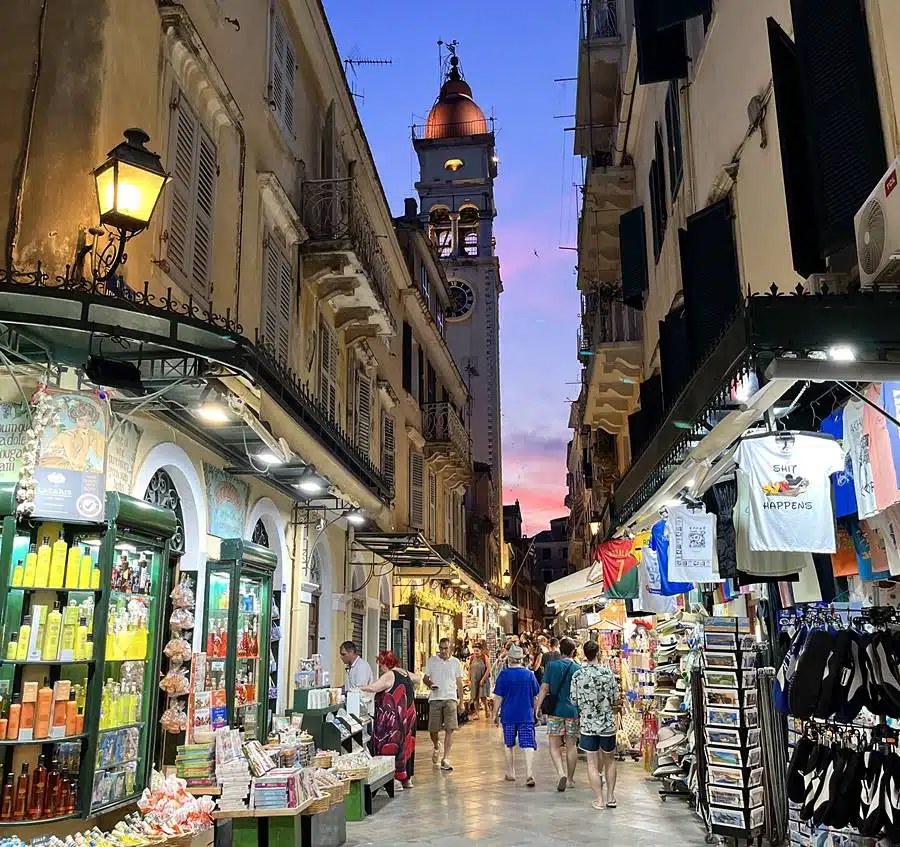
[10,561,23,588]
[42,603,62,660]
[33,537,51,588]
[60,604,78,659]
[6,634,17,661]
[78,549,92,589]
[90,566,101,590]
[64,546,80,589]
[48,534,67,589]
[22,545,37,588]
[15,616,31,661]
[73,618,88,661]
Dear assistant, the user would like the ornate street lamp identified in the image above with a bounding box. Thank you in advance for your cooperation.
[88,128,169,283]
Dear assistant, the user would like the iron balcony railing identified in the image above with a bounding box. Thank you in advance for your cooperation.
[584,301,643,347]
[299,177,391,311]
[411,117,496,140]
[422,401,471,470]
[581,0,620,40]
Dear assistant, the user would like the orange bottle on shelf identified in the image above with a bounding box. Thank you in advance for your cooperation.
[35,679,52,739]
[43,761,59,817]
[12,763,29,821]
[64,692,77,736]
[6,694,21,740]
[28,755,47,820]
[0,772,13,820]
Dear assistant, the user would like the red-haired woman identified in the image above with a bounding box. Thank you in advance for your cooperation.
[361,650,421,788]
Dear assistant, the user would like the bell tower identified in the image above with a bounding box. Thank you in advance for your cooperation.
[413,47,503,578]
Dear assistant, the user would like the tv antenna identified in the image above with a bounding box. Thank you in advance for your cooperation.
[343,55,393,103]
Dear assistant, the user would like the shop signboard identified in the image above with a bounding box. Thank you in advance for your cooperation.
[204,462,249,538]
[106,418,143,493]
[0,401,30,481]
[33,392,108,521]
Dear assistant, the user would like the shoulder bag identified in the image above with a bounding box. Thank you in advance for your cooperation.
[544,660,575,715]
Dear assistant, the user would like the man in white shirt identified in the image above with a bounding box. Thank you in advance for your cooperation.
[340,641,373,689]
[423,638,464,771]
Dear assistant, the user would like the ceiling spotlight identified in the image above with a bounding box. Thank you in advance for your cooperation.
[256,450,284,466]
[828,344,856,362]
[195,403,229,424]
[451,573,461,584]
[296,467,327,496]
[345,509,366,526]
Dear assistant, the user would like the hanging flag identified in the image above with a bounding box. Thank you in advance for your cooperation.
[595,537,639,599]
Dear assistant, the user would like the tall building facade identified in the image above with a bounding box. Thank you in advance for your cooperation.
[413,53,504,584]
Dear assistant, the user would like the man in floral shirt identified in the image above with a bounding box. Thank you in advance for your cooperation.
[570,640,621,810]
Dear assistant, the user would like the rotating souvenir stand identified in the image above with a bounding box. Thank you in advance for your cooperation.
[202,539,275,743]
[0,487,176,829]
[701,617,765,841]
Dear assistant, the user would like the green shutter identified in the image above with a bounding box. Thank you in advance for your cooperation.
[620,207,649,310]
[635,0,688,84]
[655,0,712,29]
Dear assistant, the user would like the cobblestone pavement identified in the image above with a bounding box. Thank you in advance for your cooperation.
[346,718,711,846]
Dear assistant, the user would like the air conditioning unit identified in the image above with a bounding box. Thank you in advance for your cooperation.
[856,157,900,289]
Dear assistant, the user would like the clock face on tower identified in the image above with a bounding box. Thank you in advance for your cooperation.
[446,281,476,320]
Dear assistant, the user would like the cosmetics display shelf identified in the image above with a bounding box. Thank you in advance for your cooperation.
[0,733,87,747]
[8,588,102,596]
[0,661,95,667]
[0,810,80,828]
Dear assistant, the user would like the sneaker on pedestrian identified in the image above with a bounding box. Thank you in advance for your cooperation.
[440,759,453,771]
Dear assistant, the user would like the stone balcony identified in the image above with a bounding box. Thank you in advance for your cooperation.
[300,177,396,342]
[422,401,471,485]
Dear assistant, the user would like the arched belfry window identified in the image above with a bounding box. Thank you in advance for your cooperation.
[252,519,270,548]
[429,206,452,258]
[459,206,479,257]
[144,469,185,555]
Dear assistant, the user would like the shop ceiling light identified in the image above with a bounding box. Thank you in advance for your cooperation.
[296,468,327,495]
[256,450,283,466]
[345,509,366,526]
[451,573,461,584]
[194,404,230,424]
[828,345,856,362]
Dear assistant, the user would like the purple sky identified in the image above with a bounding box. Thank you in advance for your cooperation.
[324,1,583,535]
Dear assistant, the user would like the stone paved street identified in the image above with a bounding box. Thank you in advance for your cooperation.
[347,719,711,846]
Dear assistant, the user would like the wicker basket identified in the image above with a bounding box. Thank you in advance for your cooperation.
[302,795,331,815]
[313,752,333,768]
[336,767,368,780]
[335,776,350,799]
[161,834,194,847]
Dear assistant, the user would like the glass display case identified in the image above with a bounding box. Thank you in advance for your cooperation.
[202,539,275,741]
[0,488,176,828]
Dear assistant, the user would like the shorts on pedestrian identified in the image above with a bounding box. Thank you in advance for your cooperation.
[428,700,458,733]
[502,721,537,750]
[579,733,617,753]
[547,715,580,739]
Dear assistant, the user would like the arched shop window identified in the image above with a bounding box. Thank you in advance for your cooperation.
[252,518,270,549]
[144,469,185,556]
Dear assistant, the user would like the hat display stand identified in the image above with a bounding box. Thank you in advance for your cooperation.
[701,617,766,841]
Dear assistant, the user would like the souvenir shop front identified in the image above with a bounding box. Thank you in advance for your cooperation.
[550,290,900,845]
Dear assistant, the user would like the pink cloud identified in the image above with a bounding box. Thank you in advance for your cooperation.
[503,452,568,536]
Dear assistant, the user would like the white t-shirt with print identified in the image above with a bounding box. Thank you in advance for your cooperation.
[734,434,843,554]
[844,399,878,518]
[667,504,717,582]
[638,548,677,613]
[868,506,900,576]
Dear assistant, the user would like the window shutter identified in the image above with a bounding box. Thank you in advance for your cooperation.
[620,207,649,310]
[666,82,684,200]
[417,345,425,404]
[635,0,688,84]
[191,130,216,305]
[269,4,285,121]
[659,306,691,408]
[428,471,437,537]
[655,0,712,29]
[356,373,372,455]
[378,617,389,653]
[351,613,364,650]
[262,236,292,363]
[402,322,412,393]
[409,453,424,529]
[628,407,649,464]
[768,18,826,278]
[649,161,662,261]
[790,0,885,257]
[638,374,664,439]
[680,199,742,368]
[319,321,338,422]
[380,411,395,488]
[282,36,296,137]
[164,96,196,282]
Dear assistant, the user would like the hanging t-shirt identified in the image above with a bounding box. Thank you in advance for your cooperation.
[864,383,900,511]
[667,504,718,582]
[596,537,638,595]
[819,409,857,518]
[847,515,890,581]
[844,399,878,519]
[867,505,900,576]
[638,547,678,614]
[880,382,900,489]
[733,434,843,554]
[649,519,693,596]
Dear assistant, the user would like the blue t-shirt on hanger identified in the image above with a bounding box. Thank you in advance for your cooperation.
[649,519,694,597]
[819,409,857,518]
[878,382,900,489]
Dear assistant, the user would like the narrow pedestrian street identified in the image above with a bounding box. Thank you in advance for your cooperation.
[346,720,709,847]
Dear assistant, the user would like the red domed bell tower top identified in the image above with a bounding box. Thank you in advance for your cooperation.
[424,55,488,140]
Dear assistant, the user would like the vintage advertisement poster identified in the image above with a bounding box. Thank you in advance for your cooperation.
[34,393,108,521]
[0,401,30,482]
[106,417,143,494]
[203,462,249,539]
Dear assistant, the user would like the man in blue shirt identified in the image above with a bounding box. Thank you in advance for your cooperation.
[493,644,540,786]
[536,637,580,792]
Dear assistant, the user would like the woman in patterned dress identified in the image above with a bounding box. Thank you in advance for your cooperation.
[361,651,421,787]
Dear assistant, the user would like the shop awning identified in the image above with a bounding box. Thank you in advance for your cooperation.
[612,289,900,529]
[351,532,490,600]
[545,563,605,610]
